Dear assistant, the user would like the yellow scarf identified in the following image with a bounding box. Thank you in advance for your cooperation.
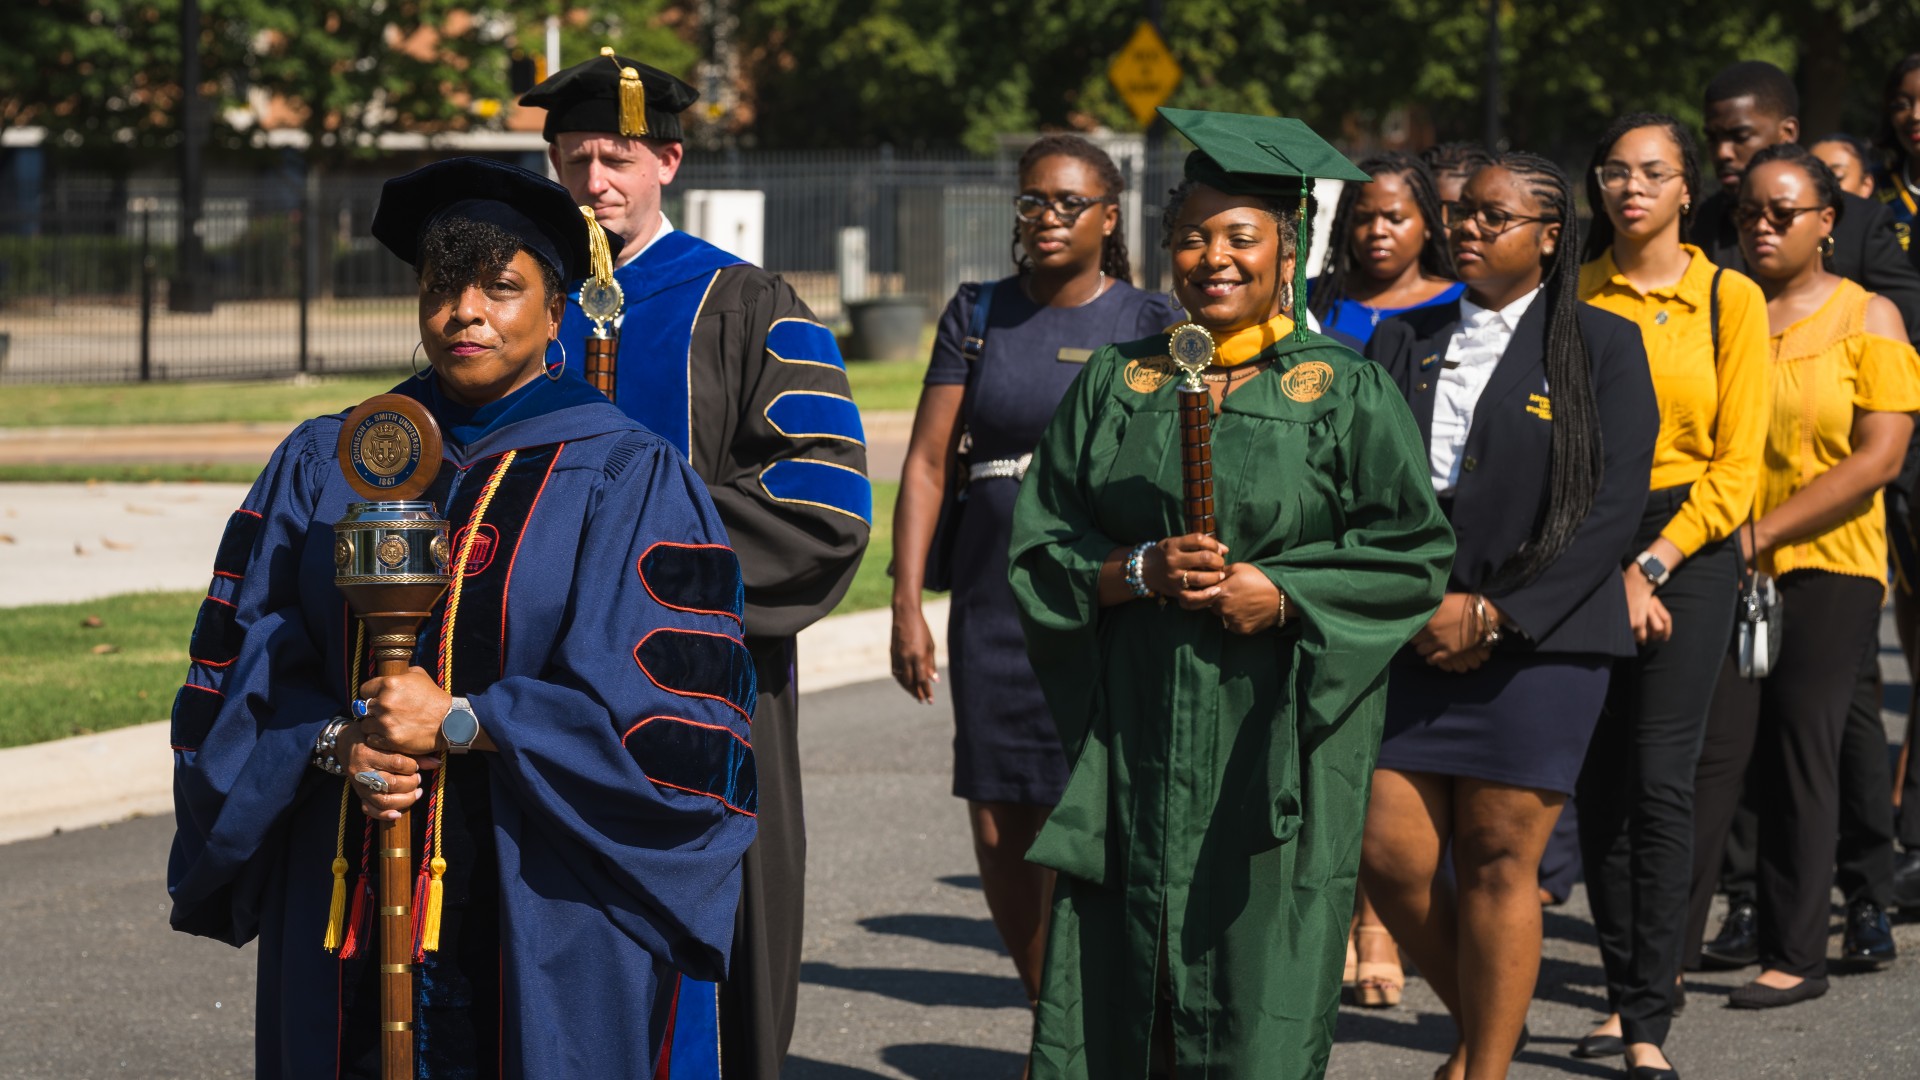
[1207,312,1296,366]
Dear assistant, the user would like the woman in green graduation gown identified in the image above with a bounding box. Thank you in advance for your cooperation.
[1009,108,1455,1080]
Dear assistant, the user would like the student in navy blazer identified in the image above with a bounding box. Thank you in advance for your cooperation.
[1359,153,1658,1080]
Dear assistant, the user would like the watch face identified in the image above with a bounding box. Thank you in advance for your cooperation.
[443,704,480,746]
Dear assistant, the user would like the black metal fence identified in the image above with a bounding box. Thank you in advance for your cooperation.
[0,147,1186,384]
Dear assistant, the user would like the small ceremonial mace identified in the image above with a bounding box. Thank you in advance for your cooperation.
[1167,323,1219,537]
[333,394,452,1080]
[579,207,624,402]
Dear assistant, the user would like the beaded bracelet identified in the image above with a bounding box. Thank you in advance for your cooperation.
[1124,541,1156,598]
[311,716,350,775]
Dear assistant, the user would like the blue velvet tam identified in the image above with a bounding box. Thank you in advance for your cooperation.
[370,156,623,282]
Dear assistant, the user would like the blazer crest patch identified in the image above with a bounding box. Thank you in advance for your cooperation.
[1527,393,1553,420]
[1281,360,1336,403]
[1123,357,1175,394]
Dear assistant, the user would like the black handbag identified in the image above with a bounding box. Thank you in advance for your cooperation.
[1705,267,1783,680]
[919,281,995,592]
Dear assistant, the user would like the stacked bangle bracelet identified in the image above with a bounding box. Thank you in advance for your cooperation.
[312,716,350,775]
[1124,541,1156,598]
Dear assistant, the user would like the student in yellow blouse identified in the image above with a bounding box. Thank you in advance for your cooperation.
[1571,114,1770,1078]
[1686,143,1920,1012]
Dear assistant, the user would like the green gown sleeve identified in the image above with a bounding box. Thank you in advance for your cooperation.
[1254,359,1454,743]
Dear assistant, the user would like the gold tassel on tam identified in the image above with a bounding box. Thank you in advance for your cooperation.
[602,46,648,137]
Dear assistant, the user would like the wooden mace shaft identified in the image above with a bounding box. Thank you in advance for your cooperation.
[365,615,433,1080]
[585,331,618,403]
[1178,386,1216,537]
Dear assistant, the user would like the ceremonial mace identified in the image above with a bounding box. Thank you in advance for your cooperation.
[1167,323,1219,537]
[333,394,452,1080]
[579,208,624,402]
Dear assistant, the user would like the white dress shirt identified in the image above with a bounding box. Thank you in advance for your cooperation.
[1430,286,1541,495]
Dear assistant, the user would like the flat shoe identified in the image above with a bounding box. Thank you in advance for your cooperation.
[1571,1033,1625,1059]
[1628,1067,1679,1080]
[1727,976,1828,1009]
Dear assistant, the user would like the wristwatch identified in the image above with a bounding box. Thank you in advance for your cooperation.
[1634,551,1671,588]
[442,696,480,754]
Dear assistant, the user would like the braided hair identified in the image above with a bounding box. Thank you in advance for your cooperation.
[1309,152,1453,322]
[1479,152,1604,593]
[1421,142,1493,184]
[1582,113,1703,261]
[1011,134,1132,281]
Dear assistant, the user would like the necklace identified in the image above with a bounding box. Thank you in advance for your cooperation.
[1027,271,1108,308]
[1200,362,1264,384]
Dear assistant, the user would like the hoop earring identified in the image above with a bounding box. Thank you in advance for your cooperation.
[1820,234,1836,258]
[411,341,430,380]
[546,338,567,381]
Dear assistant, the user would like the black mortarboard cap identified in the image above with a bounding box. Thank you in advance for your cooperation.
[520,48,700,143]
[371,157,623,283]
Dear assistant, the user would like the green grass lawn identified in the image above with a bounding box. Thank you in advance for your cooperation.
[0,481,906,748]
[0,463,265,484]
[7,371,413,428]
[7,357,924,432]
[0,590,198,747]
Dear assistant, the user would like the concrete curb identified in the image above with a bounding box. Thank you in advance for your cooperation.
[0,598,947,846]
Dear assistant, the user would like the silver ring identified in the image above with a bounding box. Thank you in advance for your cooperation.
[1181,571,1191,590]
[352,698,370,718]
[354,770,390,795]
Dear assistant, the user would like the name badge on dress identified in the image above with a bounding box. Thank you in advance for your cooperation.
[1057,348,1093,363]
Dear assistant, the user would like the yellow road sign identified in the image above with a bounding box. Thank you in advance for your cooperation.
[1108,21,1182,128]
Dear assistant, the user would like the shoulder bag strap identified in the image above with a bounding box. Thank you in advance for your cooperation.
[1709,266,1725,361]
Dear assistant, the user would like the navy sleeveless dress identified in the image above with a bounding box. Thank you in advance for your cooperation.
[924,276,1175,804]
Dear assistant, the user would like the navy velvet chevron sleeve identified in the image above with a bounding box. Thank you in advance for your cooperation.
[476,430,758,979]
[167,423,345,946]
[707,273,871,638]
[1484,309,1657,642]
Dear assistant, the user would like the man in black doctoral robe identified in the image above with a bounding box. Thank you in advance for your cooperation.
[521,51,872,1080]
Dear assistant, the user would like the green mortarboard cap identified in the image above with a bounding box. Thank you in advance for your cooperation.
[1158,108,1369,340]
[1158,107,1373,190]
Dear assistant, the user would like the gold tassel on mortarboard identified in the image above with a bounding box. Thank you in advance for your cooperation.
[601,46,648,138]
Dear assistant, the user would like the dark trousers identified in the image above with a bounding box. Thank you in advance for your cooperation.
[1576,491,1736,1047]
[1687,571,1884,977]
[1719,605,1898,909]
[720,636,806,1080]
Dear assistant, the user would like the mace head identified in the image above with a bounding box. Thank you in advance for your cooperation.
[335,394,443,502]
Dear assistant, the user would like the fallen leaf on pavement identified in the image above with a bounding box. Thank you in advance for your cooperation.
[101,537,134,551]
[124,504,162,516]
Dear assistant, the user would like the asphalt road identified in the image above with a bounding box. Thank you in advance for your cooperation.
[3,675,1917,1079]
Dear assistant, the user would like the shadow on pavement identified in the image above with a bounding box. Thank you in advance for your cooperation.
[1333,1010,1619,1078]
[882,1042,1026,1080]
[800,961,1027,1009]
[783,1056,893,1079]
[1543,907,1602,948]
[859,913,1007,955]
[937,874,982,890]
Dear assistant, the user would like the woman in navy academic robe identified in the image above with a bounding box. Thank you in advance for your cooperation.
[166,158,757,1078]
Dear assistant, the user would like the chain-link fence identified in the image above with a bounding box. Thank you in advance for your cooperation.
[0,146,1193,384]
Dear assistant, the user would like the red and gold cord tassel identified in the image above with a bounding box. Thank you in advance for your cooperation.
[322,782,353,951]
[337,820,376,960]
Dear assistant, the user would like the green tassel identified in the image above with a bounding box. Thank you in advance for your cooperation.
[1293,187,1311,342]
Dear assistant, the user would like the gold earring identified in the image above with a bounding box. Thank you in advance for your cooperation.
[1821,234,1836,258]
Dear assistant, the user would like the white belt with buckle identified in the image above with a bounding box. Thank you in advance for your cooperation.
[968,454,1032,482]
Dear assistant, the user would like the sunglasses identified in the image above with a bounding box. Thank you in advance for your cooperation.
[1013,194,1113,224]
[1732,204,1825,231]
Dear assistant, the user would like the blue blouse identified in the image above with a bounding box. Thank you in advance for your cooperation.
[1314,280,1466,348]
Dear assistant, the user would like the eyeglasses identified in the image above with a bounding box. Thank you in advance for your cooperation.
[1442,202,1560,236]
[1013,194,1113,223]
[1593,163,1684,190]
[1732,204,1825,231]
